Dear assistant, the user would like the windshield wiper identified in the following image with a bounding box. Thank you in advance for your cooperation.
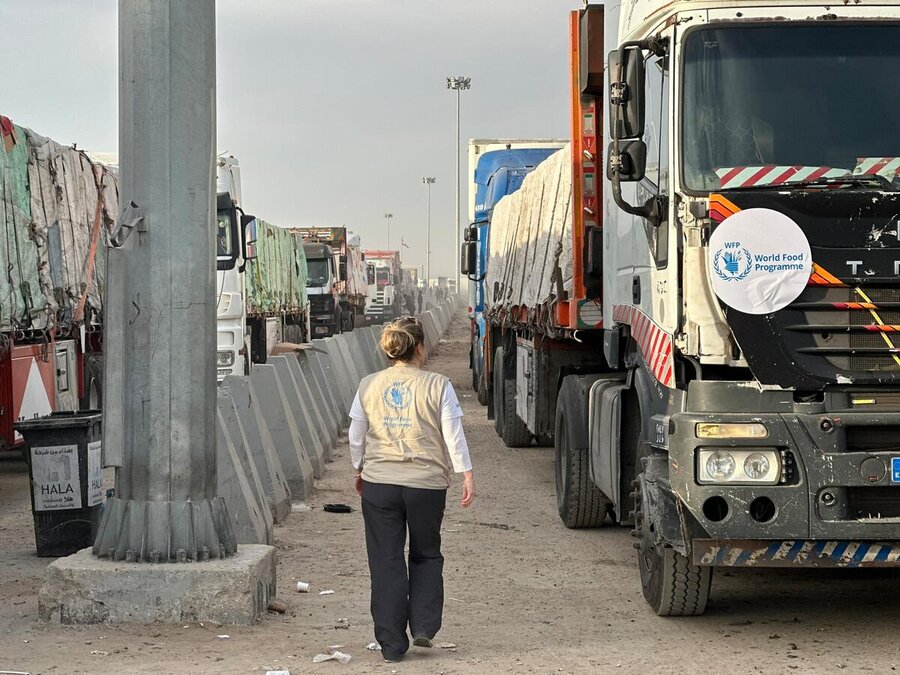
[729,173,896,192]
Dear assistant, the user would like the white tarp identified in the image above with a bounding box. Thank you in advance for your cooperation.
[26,129,119,331]
[484,144,572,319]
[345,245,367,299]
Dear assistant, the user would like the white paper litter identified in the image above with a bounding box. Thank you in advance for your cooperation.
[366,642,382,651]
[216,635,230,639]
[319,589,335,596]
[312,651,352,664]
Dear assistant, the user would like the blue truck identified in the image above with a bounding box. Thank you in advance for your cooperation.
[464,140,566,404]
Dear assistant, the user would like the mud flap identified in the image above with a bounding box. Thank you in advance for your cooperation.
[642,454,688,557]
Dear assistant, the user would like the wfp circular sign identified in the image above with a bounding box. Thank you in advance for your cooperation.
[707,208,811,315]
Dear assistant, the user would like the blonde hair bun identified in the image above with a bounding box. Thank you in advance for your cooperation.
[380,318,425,361]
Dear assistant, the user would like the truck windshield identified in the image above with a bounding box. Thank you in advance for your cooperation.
[682,24,900,191]
[306,259,329,287]
[376,269,390,287]
[216,210,235,258]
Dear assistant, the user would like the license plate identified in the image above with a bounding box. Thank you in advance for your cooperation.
[893,457,900,484]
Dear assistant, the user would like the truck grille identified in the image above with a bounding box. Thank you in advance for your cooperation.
[847,487,900,519]
[787,286,900,374]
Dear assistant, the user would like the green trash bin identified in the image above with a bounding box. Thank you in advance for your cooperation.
[14,411,103,557]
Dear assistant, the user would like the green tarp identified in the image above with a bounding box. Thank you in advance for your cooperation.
[245,220,307,316]
[0,121,117,334]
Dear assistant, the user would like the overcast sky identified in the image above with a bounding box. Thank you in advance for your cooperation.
[1,0,573,277]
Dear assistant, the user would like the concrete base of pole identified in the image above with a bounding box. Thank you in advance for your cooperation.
[39,544,276,625]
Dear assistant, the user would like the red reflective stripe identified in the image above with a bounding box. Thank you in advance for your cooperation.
[718,166,744,186]
[740,165,775,187]
[771,166,801,185]
[805,166,831,182]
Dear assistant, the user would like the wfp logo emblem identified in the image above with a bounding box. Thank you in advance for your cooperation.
[713,243,752,282]
[383,382,413,411]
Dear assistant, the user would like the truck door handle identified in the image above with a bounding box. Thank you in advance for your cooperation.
[632,276,641,304]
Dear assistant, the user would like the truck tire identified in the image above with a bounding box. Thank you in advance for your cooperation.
[501,372,532,447]
[476,374,489,406]
[555,375,610,528]
[493,347,505,437]
[81,353,103,411]
[635,473,711,616]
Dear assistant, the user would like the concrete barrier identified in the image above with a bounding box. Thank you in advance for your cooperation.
[317,338,355,413]
[344,331,373,377]
[294,351,341,443]
[420,311,438,355]
[368,324,388,369]
[308,349,346,428]
[217,388,276,542]
[268,355,331,467]
[249,363,320,488]
[356,328,382,375]
[334,334,363,387]
[221,375,292,523]
[216,404,273,545]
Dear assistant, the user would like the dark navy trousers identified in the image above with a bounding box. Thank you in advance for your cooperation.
[361,480,447,659]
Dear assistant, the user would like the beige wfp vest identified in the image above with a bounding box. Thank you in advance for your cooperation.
[358,362,452,490]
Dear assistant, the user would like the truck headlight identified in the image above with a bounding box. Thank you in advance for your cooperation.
[705,451,736,481]
[696,422,768,439]
[216,350,235,367]
[697,449,781,485]
[743,453,771,480]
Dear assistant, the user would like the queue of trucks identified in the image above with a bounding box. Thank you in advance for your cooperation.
[0,119,380,447]
[465,2,900,616]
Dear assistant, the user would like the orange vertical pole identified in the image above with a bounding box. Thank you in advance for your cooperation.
[569,11,585,329]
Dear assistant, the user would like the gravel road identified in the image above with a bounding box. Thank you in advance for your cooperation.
[1,310,899,674]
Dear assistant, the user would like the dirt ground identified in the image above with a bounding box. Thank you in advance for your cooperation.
[2,311,900,674]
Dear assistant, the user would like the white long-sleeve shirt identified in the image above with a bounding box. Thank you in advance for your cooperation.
[348,382,472,473]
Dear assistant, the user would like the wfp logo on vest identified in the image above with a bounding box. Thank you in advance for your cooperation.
[713,242,752,282]
[383,382,413,411]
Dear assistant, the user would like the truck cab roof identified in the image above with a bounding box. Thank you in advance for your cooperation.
[303,242,333,259]
[474,148,561,222]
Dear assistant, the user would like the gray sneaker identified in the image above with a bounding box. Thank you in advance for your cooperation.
[412,637,434,648]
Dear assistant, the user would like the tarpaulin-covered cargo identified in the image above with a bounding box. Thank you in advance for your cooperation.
[244,220,307,316]
[484,144,572,321]
[0,116,118,334]
[345,243,367,300]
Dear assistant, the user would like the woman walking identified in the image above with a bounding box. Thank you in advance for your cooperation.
[349,317,476,663]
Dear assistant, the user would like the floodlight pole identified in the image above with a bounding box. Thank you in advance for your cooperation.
[384,212,393,249]
[446,75,471,294]
[422,177,435,285]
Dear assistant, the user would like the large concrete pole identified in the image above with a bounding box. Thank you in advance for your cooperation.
[93,0,236,562]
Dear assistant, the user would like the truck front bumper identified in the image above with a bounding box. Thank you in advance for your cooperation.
[692,538,900,567]
[310,318,337,337]
[664,382,900,557]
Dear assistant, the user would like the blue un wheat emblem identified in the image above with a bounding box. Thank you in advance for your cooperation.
[382,382,413,411]
[713,247,752,281]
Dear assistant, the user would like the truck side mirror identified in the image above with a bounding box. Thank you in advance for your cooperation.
[240,214,258,261]
[339,262,347,279]
[608,46,645,141]
[461,241,477,276]
[367,265,375,285]
[606,140,647,183]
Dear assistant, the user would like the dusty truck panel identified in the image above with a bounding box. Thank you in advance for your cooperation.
[469,3,900,617]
